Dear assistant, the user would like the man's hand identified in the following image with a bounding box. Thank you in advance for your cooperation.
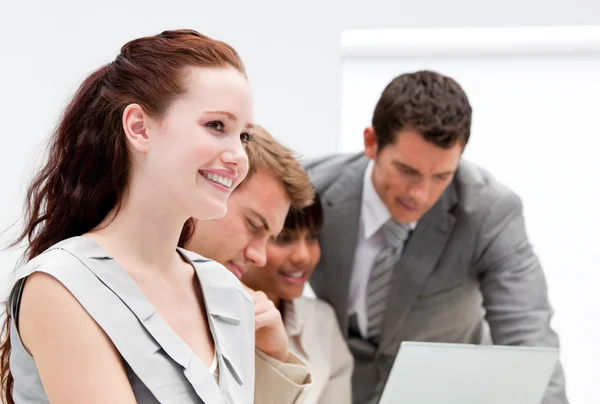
[243,285,289,362]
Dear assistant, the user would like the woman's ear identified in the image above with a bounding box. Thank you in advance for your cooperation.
[122,103,150,153]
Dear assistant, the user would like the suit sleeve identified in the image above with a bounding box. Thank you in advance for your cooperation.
[476,191,568,404]
[301,154,335,171]
[316,307,354,404]
[254,350,312,404]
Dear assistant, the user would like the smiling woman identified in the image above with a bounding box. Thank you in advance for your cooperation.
[241,194,354,404]
[0,29,257,404]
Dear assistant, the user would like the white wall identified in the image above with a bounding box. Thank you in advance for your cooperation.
[2,0,600,238]
[1,0,599,400]
[340,26,600,404]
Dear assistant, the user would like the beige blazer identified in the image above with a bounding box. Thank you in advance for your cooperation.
[281,297,353,404]
[255,350,312,404]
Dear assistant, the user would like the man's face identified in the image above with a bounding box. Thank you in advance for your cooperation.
[364,128,463,223]
[187,168,291,279]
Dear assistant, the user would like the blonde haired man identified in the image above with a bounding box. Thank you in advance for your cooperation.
[187,126,315,403]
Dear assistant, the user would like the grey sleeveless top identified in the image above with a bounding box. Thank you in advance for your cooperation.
[8,236,255,403]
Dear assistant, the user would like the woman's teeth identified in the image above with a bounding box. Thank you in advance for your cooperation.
[203,172,232,188]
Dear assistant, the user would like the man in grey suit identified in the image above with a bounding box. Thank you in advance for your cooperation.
[305,70,568,404]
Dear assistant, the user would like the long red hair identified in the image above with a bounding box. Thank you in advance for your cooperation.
[0,29,245,402]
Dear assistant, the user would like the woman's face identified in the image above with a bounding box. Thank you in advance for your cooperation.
[241,226,321,301]
[129,66,254,221]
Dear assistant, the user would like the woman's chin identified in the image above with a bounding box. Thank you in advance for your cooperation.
[278,285,305,301]
[192,200,228,221]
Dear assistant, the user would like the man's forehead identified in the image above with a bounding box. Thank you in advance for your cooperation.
[388,141,461,174]
[234,169,291,231]
[393,157,457,176]
[246,204,287,236]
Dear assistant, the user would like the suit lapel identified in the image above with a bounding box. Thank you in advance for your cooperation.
[311,155,368,333]
[379,181,458,353]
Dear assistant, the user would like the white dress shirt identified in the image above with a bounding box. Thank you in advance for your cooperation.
[348,160,416,337]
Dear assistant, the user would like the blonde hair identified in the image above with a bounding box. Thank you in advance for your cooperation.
[242,125,314,210]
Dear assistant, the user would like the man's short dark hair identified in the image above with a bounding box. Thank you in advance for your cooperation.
[372,70,472,150]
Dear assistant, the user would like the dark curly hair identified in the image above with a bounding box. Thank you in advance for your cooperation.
[371,70,472,150]
[283,191,323,234]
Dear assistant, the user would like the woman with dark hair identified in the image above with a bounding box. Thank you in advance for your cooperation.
[0,29,258,403]
[241,193,353,404]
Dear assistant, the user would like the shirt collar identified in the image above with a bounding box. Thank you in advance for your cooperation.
[361,160,417,239]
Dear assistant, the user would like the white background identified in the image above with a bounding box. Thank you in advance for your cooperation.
[1,1,599,402]
[340,26,600,404]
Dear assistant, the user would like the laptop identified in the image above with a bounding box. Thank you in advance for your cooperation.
[378,341,559,404]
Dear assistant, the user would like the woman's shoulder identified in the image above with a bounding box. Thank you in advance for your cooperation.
[8,238,90,314]
[15,269,137,403]
[14,254,121,368]
[11,236,95,281]
[12,236,94,280]
[294,296,338,324]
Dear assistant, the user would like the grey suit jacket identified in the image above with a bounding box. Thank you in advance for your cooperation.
[304,153,568,404]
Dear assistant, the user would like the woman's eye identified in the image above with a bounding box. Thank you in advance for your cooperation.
[240,132,253,144]
[206,121,225,131]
